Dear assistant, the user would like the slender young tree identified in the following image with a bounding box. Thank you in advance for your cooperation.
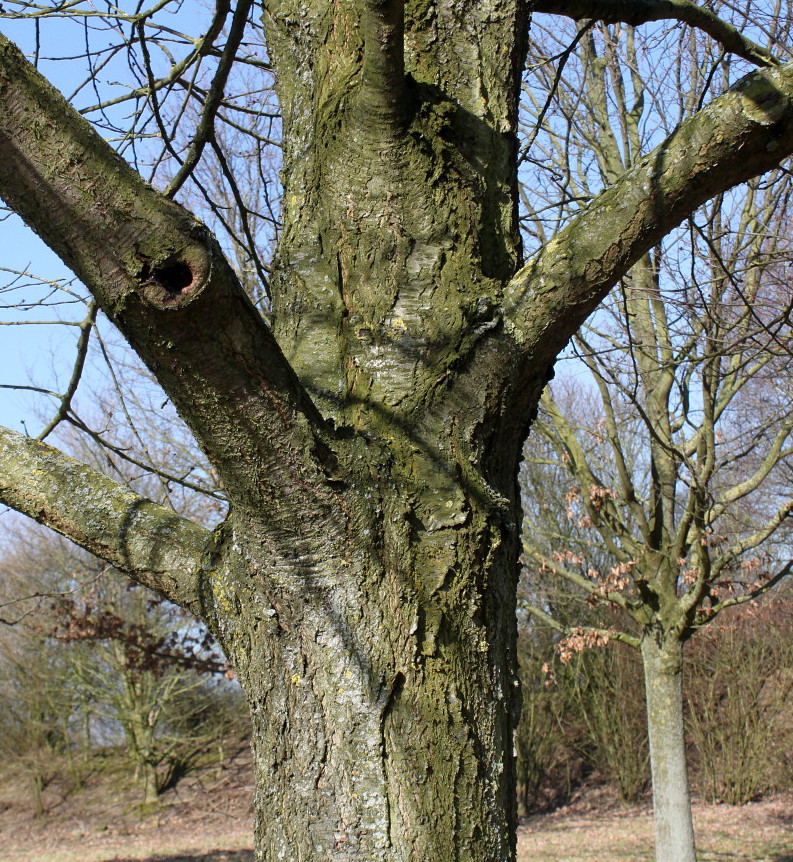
[521,170,793,859]
[2,2,793,859]
[516,17,793,858]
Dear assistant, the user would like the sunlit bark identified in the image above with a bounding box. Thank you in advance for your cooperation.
[2,5,793,858]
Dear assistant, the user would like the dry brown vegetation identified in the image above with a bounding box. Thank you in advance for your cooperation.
[517,786,793,861]
[0,742,255,862]
[1,743,791,862]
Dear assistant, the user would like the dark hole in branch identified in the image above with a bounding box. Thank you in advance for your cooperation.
[153,261,194,295]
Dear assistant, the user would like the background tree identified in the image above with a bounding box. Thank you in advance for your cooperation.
[515,577,793,815]
[516,14,793,857]
[520,174,793,860]
[0,561,76,818]
[0,521,240,811]
[3,2,793,859]
[49,566,230,809]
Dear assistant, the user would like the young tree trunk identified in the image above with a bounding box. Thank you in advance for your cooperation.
[31,770,44,819]
[128,732,160,809]
[641,634,696,862]
[138,760,160,810]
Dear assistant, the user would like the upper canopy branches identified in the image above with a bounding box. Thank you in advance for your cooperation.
[1,3,793,587]
[0,34,335,522]
[532,0,781,67]
[503,61,793,401]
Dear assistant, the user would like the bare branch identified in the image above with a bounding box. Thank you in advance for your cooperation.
[0,425,213,615]
[505,61,793,382]
[538,393,642,562]
[709,500,793,583]
[533,0,780,67]
[695,560,793,623]
[165,0,255,197]
[0,34,333,520]
[522,602,641,648]
[38,300,98,442]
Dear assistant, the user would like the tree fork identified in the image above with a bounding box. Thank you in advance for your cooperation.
[3,8,793,862]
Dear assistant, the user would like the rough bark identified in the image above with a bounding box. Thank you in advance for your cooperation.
[641,634,697,862]
[0,426,212,615]
[1,6,793,860]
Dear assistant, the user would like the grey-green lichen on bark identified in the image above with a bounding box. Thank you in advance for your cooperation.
[3,4,793,860]
[0,426,213,615]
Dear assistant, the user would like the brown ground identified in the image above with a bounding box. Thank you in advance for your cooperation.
[0,744,255,862]
[0,747,790,861]
[517,786,793,861]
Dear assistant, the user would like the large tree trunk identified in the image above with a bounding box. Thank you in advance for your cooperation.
[4,6,793,861]
[218,6,529,854]
[641,633,696,862]
[213,438,524,859]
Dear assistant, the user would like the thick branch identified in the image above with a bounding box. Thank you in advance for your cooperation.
[533,0,780,67]
[0,426,213,615]
[505,62,793,382]
[0,34,332,519]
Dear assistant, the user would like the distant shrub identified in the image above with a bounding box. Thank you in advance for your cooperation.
[685,598,793,804]
[516,631,648,813]
[517,595,793,812]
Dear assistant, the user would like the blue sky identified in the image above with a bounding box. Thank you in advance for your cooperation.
[0,211,89,433]
[0,5,228,436]
[0,16,95,433]
[0,9,175,435]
